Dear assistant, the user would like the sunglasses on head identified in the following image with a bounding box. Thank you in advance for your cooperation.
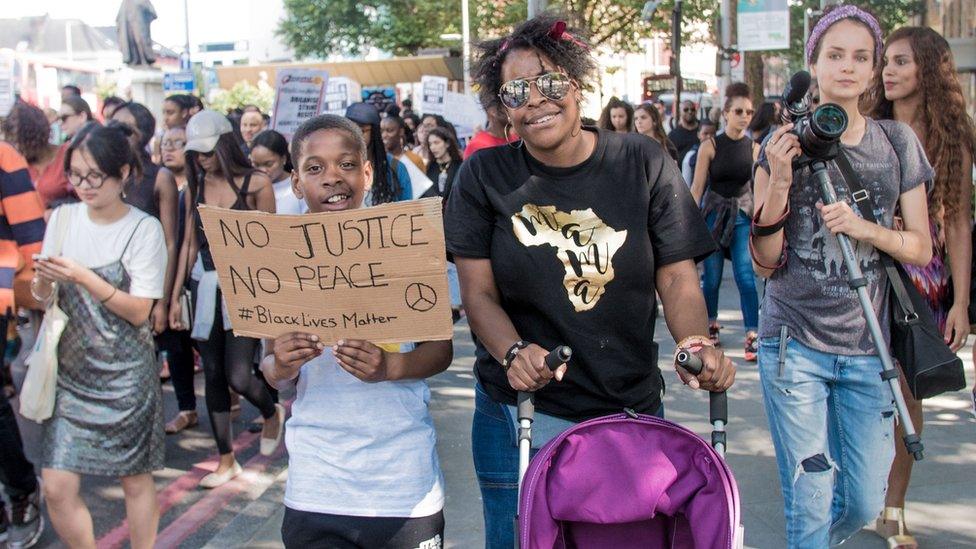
[498,72,572,110]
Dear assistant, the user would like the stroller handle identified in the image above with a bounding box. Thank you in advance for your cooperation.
[517,346,573,420]
[675,351,729,432]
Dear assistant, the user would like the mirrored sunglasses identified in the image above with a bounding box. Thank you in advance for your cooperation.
[498,72,571,109]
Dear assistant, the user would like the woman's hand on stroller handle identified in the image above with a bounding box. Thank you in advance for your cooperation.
[676,346,735,392]
[507,343,570,392]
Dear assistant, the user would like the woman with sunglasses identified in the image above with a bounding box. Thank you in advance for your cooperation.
[170,110,284,488]
[32,123,166,548]
[59,95,94,142]
[690,83,761,360]
[445,14,735,548]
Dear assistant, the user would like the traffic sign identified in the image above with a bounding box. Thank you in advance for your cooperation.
[163,72,195,93]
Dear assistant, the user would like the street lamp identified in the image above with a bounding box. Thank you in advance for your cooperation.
[439,0,471,95]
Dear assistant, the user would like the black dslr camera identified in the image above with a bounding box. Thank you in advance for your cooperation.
[780,71,849,168]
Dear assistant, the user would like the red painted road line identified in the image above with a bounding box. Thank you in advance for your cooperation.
[152,444,286,548]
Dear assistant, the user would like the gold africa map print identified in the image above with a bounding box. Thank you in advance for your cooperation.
[512,204,627,312]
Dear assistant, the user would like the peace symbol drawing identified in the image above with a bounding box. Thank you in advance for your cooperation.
[405,282,437,312]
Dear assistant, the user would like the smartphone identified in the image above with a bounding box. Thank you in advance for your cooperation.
[32,254,50,262]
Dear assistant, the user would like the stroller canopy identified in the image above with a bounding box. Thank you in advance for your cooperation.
[519,413,740,549]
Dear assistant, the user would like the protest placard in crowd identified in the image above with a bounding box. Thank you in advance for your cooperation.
[270,69,329,140]
[197,198,453,344]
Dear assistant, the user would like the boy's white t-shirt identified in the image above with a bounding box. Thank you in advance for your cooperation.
[273,178,308,215]
[284,344,445,518]
[42,203,167,299]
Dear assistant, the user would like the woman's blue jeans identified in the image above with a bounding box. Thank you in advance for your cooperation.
[471,383,663,549]
[702,209,759,332]
[758,336,896,548]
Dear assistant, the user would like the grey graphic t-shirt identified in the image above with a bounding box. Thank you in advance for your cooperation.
[757,118,934,355]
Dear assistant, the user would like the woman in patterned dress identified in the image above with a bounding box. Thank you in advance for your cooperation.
[31,123,167,549]
[869,26,976,548]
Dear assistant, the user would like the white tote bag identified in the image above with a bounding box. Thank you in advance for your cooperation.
[20,206,74,423]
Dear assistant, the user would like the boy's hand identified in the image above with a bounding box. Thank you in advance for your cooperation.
[272,332,324,383]
[335,339,390,383]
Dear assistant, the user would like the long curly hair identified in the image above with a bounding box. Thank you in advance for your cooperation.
[867,26,976,224]
[597,96,633,132]
[1,101,52,163]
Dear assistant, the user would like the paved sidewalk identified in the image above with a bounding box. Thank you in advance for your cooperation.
[241,279,976,548]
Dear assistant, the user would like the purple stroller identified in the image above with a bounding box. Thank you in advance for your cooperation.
[515,349,741,549]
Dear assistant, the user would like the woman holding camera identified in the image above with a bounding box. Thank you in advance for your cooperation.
[868,26,975,548]
[751,6,934,547]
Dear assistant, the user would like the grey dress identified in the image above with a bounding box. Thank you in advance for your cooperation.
[41,219,164,476]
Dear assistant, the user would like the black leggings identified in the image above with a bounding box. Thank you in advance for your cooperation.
[193,286,276,454]
[281,508,444,549]
[157,328,196,412]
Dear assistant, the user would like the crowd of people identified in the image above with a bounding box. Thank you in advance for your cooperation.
[0,6,973,549]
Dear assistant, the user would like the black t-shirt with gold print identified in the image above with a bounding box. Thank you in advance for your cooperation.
[445,127,715,421]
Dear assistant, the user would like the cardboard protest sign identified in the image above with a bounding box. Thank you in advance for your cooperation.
[270,69,329,140]
[197,198,453,344]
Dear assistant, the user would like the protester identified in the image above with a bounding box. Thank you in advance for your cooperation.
[240,109,267,150]
[345,102,412,205]
[681,119,717,187]
[250,129,305,214]
[748,102,778,145]
[751,6,934,547]
[32,123,167,549]
[156,124,201,434]
[868,26,976,548]
[2,101,75,210]
[169,110,284,487]
[160,126,188,190]
[0,141,45,549]
[258,114,451,549]
[597,96,633,133]
[380,115,433,198]
[58,96,94,142]
[451,14,735,548]
[101,96,126,121]
[691,83,760,358]
[404,114,421,146]
[415,114,458,164]
[633,103,679,162]
[60,85,81,101]
[162,95,194,130]
[668,100,701,162]
[111,103,181,344]
[463,104,512,159]
[423,127,462,200]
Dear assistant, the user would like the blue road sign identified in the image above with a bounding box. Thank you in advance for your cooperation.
[163,71,195,92]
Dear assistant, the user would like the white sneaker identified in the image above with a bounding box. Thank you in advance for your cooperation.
[260,403,286,456]
[199,462,242,489]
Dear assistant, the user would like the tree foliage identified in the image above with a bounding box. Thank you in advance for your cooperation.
[208,81,275,114]
[278,0,721,59]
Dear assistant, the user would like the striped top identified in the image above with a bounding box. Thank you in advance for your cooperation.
[0,142,46,315]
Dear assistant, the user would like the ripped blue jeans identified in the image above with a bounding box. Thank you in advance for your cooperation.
[758,335,895,548]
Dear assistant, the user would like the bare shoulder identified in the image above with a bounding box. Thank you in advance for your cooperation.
[245,170,273,192]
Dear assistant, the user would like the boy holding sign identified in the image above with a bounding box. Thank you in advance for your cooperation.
[260,115,452,548]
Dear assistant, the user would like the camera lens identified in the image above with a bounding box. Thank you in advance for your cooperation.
[811,104,847,139]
